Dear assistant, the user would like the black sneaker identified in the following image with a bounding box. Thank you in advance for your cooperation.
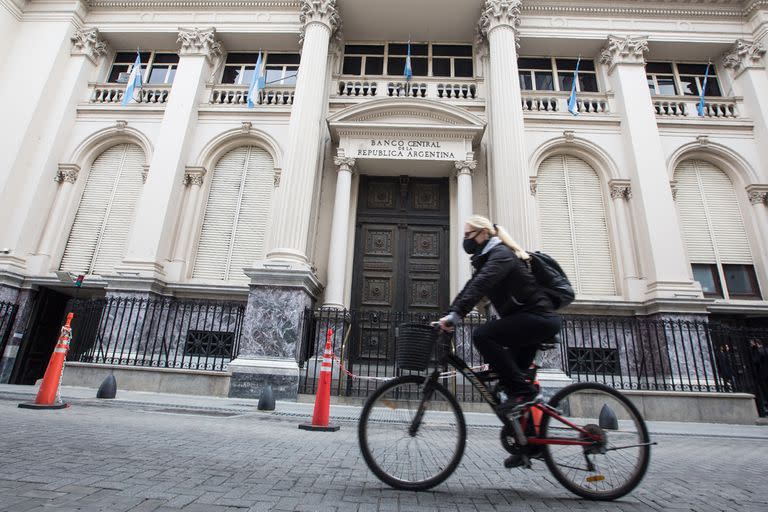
[504,446,544,468]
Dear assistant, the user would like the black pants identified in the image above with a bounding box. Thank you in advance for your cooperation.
[472,312,562,390]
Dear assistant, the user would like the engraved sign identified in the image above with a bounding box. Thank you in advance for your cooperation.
[352,137,463,160]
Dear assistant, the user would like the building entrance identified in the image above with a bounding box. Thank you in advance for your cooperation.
[349,176,450,364]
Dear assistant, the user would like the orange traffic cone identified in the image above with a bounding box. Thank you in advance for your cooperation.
[19,313,74,410]
[298,328,339,432]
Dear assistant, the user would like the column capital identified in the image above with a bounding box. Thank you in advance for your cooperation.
[454,160,477,176]
[609,179,632,200]
[300,0,341,43]
[177,27,223,64]
[54,163,80,184]
[746,184,768,205]
[183,166,207,186]
[478,0,522,41]
[722,39,766,76]
[600,35,649,72]
[70,27,109,65]
[333,156,355,172]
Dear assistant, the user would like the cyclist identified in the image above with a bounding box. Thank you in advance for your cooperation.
[437,214,561,408]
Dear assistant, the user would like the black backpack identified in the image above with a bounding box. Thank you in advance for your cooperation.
[527,251,575,310]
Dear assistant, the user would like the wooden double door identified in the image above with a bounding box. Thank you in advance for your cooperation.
[350,176,450,362]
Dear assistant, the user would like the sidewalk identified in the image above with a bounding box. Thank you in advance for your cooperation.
[2,382,766,439]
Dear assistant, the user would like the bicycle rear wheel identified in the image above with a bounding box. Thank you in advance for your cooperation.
[358,375,466,491]
[540,382,651,501]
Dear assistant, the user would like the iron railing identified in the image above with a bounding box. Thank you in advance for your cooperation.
[0,300,18,363]
[299,308,768,415]
[67,297,245,372]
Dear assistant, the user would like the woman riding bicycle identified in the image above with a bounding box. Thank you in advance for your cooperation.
[438,214,561,407]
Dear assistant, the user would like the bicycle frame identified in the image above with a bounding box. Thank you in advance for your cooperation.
[414,331,602,449]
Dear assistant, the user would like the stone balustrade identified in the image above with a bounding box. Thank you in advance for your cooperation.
[520,91,611,114]
[89,83,171,104]
[208,85,295,106]
[335,77,480,101]
[653,97,739,118]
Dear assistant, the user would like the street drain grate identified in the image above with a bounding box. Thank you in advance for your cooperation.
[150,408,242,417]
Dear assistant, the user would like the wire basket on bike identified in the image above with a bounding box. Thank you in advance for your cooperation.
[395,323,437,371]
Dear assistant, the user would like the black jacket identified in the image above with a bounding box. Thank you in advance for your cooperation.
[449,238,554,319]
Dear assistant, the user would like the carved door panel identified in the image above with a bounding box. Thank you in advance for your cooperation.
[351,176,449,364]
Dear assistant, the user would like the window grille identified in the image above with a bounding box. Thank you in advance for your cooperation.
[567,347,621,375]
[184,330,236,358]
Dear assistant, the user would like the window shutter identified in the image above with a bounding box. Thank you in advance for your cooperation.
[537,155,616,296]
[674,160,752,265]
[566,156,616,295]
[674,160,716,263]
[60,144,144,275]
[696,160,752,264]
[193,146,274,281]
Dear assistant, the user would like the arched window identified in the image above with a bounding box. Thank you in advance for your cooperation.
[674,159,760,299]
[536,154,616,295]
[193,145,274,281]
[60,143,145,275]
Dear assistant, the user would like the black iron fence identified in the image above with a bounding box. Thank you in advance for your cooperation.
[0,300,18,362]
[67,297,245,372]
[299,308,768,415]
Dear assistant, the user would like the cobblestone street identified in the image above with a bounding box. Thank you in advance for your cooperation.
[1,391,767,512]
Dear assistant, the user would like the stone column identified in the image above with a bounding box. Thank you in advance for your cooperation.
[323,156,355,309]
[33,165,81,267]
[0,27,108,278]
[266,0,340,267]
[169,167,207,275]
[746,184,768,294]
[478,0,537,248]
[454,159,476,287]
[722,40,768,170]
[609,179,642,297]
[600,35,701,303]
[118,28,222,281]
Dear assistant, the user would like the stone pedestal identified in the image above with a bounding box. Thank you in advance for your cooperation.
[228,265,322,400]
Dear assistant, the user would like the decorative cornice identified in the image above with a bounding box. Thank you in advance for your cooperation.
[478,0,522,45]
[722,39,766,75]
[177,27,223,63]
[70,28,109,65]
[529,176,537,196]
[454,160,477,177]
[333,156,355,172]
[54,164,80,184]
[183,166,207,186]
[299,0,340,46]
[87,1,301,8]
[746,184,768,205]
[609,179,632,200]
[600,35,649,72]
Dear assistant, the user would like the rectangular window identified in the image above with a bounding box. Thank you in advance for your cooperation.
[518,57,599,92]
[221,52,299,85]
[722,264,761,299]
[692,263,723,298]
[108,52,178,84]
[646,62,722,97]
[342,43,472,78]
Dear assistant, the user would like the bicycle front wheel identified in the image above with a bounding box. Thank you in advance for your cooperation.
[541,382,651,501]
[358,375,466,491]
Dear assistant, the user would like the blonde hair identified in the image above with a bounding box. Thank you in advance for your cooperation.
[465,214,530,261]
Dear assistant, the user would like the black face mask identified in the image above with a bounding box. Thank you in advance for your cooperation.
[463,237,487,255]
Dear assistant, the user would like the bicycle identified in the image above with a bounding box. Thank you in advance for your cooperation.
[358,324,653,500]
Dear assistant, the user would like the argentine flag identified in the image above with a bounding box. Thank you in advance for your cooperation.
[247,52,266,108]
[121,52,143,106]
[567,57,581,116]
[404,41,413,81]
[697,62,711,117]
